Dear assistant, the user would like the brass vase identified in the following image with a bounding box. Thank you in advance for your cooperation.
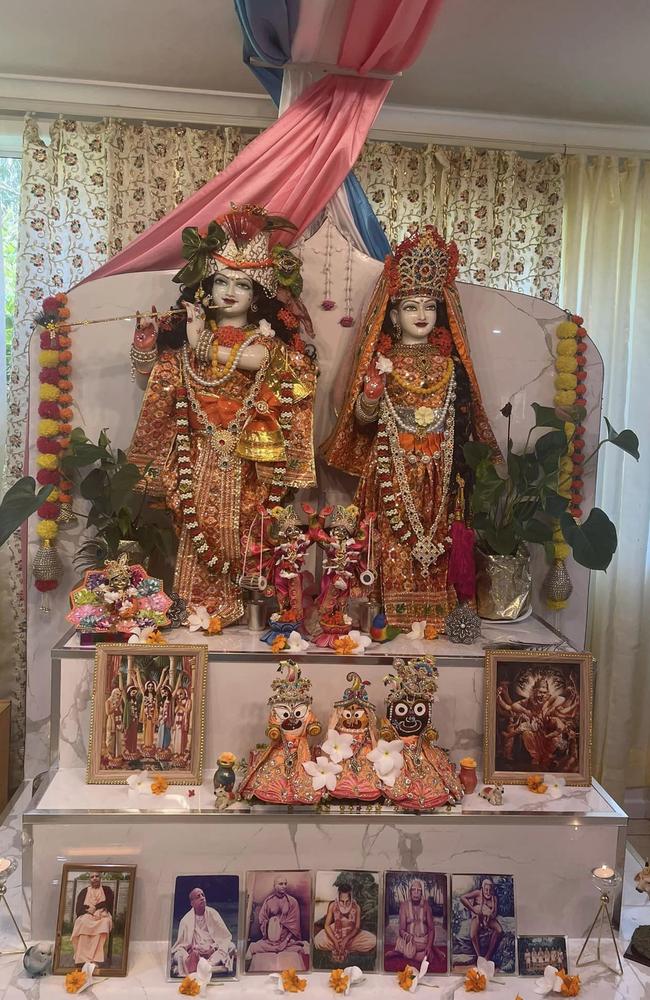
[475,544,532,621]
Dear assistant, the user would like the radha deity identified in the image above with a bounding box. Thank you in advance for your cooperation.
[128,206,317,624]
[323,227,499,632]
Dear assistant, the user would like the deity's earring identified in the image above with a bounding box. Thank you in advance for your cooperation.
[251,302,258,313]
[201,292,212,308]
[393,318,401,336]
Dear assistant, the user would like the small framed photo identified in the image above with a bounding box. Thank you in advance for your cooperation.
[167,875,239,981]
[484,650,593,786]
[244,871,312,973]
[53,864,136,977]
[313,870,379,972]
[87,644,207,784]
[517,935,568,975]
[451,874,516,974]
[383,871,449,974]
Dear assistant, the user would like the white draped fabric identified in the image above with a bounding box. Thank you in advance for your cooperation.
[561,155,650,802]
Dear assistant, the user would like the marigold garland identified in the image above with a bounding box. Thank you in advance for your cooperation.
[33,292,74,598]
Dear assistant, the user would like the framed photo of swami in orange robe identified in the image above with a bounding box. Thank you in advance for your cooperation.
[483,650,593,786]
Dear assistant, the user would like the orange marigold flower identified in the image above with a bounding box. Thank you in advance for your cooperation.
[151,775,169,796]
[329,968,349,994]
[464,967,487,992]
[55,292,68,303]
[58,334,72,345]
[145,629,166,645]
[558,970,581,996]
[527,774,548,794]
[272,635,288,653]
[64,969,87,993]
[397,966,416,991]
[207,615,222,636]
[333,636,357,655]
[59,379,73,391]
[59,407,74,420]
[280,968,307,992]
[60,423,73,434]
[59,364,72,376]
[424,623,438,640]
[178,976,201,996]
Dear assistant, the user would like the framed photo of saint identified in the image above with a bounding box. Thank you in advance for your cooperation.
[483,650,593,786]
[52,864,136,977]
[244,871,312,973]
[167,875,239,981]
[87,644,207,784]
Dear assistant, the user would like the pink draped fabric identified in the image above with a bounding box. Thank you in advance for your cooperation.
[83,0,442,282]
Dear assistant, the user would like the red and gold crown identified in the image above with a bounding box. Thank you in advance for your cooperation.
[385,225,459,302]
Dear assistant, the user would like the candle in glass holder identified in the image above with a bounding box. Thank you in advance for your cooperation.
[0,858,11,874]
[592,864,615,879]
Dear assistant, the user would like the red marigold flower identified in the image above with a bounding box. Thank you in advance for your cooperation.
[37,501,60,519]
[35,579,58,592]
[39,369,59,384]
[38,402,60,419]
[37,469,60,485]
[42,296,60,313]
[37,437,62,454]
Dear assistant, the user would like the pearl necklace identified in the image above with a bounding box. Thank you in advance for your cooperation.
[383,371,455,436]
[181,332,259,390]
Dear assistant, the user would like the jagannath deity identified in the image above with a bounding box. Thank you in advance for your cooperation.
[323,226,499,632]
[304,503,375,646]
[379,656,463,811]
[239,660,322,806]
[127,206,317,625]
[324,672,382,803]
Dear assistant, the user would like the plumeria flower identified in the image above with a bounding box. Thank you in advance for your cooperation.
[64,961,97,994]
[544,774,567,799]
[321,729,355,763]
[303,755,342,792]
[406,620,427,640]
[287,630,309,652]
[258,319,275,339]
[347,630,372,653]
[126,771,151,793]
[367,739,404,787]
[414,406,435,427]
[128,625,166,645]
[188,606,211,632]
[535,965,564,995]
[375,354,394,374]
[102,589,121,605]
[464,956,498,992]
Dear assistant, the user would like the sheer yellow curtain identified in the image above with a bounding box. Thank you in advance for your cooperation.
[561,155,650,803]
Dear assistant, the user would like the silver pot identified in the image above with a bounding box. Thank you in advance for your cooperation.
[475,544,531,621]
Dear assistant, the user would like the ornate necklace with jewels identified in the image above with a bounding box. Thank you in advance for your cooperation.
[391,355,453,396]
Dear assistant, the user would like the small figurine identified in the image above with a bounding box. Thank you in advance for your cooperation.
[23,942,53,978]
[303,503,375,647]
[239,660,322,806]
[479,783,505,806]
[252,505,312,644]
[634,859,650,899]
[324,672,382,803]
[379,656,464,812]
[213,751,238,797]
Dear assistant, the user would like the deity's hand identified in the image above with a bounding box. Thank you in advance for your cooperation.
[363,358,385,401]
[133,307,159,351]
[184,301,207,350]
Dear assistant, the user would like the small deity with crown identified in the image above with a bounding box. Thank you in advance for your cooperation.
[250,504,312,644]
[323,672,383,803]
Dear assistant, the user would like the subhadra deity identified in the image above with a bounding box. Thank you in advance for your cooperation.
[325,672,382,803]
[239,660,322,806]
[323,227,499,632]
[128,206,317,625]
[380,656,463,811]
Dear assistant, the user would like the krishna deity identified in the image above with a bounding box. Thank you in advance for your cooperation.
[127,206,317,624]
[323,226,499,632]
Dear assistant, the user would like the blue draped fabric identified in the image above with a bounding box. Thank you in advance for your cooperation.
[233,0,391,260]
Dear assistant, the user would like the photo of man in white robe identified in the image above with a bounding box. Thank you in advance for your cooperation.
[172,887,235,976]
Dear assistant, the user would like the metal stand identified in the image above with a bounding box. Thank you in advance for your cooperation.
[0,883,27,956]
[575,890,624,976]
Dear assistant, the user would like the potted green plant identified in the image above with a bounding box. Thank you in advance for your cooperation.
[0,477,54,547]
[60,427,176,573]
[463,403,639,620]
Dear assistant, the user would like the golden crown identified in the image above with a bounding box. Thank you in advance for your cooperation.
[269,504,301,535]
[335,671,375,710]
[330,504,359,534]
[384,656,439,704]
[386,225,459,302]
[268,660,313,706]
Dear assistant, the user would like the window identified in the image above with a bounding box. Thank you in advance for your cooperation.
[0,156,21,371]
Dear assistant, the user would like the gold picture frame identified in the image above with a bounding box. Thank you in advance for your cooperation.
[53,863,136,977]
[87,643,207,785]
[483,649,593,786]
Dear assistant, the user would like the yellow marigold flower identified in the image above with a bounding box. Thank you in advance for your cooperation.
[207,614,222,636]
[397,966,416,991]
[564,421,576,436]
[556,320,578,339]
[272,635,288,653]
[554,390,576,407]
[527,773,548,794]
[555,355,578,373]
[424,623,438,639]
[218,751,237,766]
[37,453,59,470]
[280,968,307,992]
[145,629,166,645]
[557,970,581,996]
[557,338,578,356]
[553,525,564,542]
[151,776,169,795]
[64,969,87,993]
[554,373,577,391]
[38,418,61,437]
[329,968,349,994]
[464,967,487,991]
[178,976,201,996]
[554,542,571,560]
[39,349,60,367]
[459,756,477,768]
[333,636,358,655]
[36,519,58,540]
[39,383,61,401]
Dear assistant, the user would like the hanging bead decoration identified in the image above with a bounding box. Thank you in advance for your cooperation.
[339,240,355,328]
[320,219,336,311]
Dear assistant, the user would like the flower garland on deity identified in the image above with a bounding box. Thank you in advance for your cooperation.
[322,226,500,632]
[126,206,317,626]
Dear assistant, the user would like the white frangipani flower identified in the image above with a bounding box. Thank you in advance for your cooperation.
[407,957,430,992]
[347,629,372,652]
[257,319,275,339]
[340,966,365,995]
[128,625,156,644]
[321,729,355,763]
[188,606,211,632]
[287,630,309,652]
[375,354,394,374]
[367,739,404,787]
[302,755,342,791]
[534,964,561,995]
[184,957,212,996]
[406,620,427,640]
[544,774,567,800]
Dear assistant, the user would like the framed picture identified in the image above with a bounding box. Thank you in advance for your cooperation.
[517,935,568,975]
[312,870,379,972]
[383,871,448,974]
[451,874,516,974]
[87,644,208,784]
[167,875,239,981]
[244,871,312,973]
[53,864,136,977]
[484,650,593,785]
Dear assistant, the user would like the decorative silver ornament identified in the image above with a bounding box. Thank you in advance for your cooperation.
[359,569,376,587]
[542,558,573,608]
[166,592,189,629]
[444,603,482,644]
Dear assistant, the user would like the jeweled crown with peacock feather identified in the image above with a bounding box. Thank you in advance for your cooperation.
[268,660,313,706]
[384,656,440,704]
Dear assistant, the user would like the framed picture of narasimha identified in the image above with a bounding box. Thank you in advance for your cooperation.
[483,650,593,786]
